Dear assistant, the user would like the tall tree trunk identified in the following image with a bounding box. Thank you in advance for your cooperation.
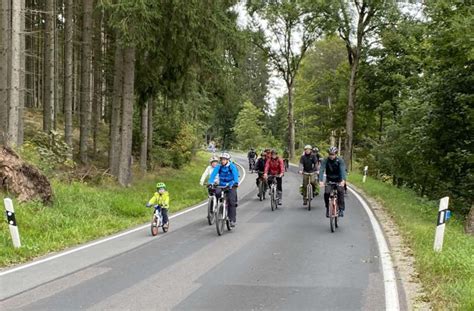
[287,84,295,158]
[0,0,10,145]
[79,0,93,163]
[118,46,135,186]
[18,0,25,145]
[92,7,102,154]
[344,52,359,171]
[147,97,153,162]
[140,100,148,171]
[109,45,123,176]
[7,0,22,146]
[64,0,73,150]
[43,0,55,133]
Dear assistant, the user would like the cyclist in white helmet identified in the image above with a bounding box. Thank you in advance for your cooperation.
[200,156,219,186]
[319,146,347,217]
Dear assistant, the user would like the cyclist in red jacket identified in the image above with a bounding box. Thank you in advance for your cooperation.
[264,149,285,205]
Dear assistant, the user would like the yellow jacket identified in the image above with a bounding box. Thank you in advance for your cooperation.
[148,191,170,209]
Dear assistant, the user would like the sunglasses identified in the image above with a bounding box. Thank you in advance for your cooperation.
[329,153,336,156]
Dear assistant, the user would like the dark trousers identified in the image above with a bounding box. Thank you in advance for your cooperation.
[215,187,238,222]
[324,184,345,211]
[155,206,169,224]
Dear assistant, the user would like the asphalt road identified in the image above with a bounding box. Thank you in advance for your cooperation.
[0,155,393,310]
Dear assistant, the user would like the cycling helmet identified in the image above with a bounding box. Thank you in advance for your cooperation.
[271,149,277,155]
[313,147,319,153]
[209,156,219,164]
[156,182,166,189]
[220,152,231,160]
[260,151,265,157]
[328,146,338,154]
[304,144,312,150]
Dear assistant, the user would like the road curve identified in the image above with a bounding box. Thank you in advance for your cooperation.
[0,154,400,310]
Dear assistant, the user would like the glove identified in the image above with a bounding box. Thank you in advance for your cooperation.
[146,203,151,208]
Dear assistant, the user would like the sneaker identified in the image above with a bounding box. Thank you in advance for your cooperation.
[278,200,282,205]
[339,210,344,217]
[230,221,236,228]
[303,199,307,205]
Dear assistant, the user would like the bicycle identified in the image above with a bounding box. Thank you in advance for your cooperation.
[257,172,267,201]
[249,158,256,173]
[206,185,218,225]
[302,172,316,211]
[149,205,168,236]
[267,175,279,211]
[327,182,340,233]
[214,186,233,236]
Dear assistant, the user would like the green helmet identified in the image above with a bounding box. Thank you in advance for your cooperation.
[156,182,166,189]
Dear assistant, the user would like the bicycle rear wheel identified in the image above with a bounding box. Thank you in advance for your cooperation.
[207,198,215,225]
[216,203,225,236]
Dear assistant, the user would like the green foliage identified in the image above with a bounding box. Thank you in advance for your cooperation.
[0,152,209,267]
[170,123,199,168]
[20,131,74,174]
[350,173,474,310]
[233,101,269,150]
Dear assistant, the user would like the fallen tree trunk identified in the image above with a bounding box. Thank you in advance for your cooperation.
[0,146,53,204]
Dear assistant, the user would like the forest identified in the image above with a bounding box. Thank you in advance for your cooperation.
[1,0,472,220]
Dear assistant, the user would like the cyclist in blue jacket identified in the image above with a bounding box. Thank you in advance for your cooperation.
[208,152,240,227]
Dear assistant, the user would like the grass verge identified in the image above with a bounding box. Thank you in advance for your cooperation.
[349,173,474,310]
[0,152,209,268]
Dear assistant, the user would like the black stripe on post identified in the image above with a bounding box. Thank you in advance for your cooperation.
[437,209,447,226]
[6,211,17,226]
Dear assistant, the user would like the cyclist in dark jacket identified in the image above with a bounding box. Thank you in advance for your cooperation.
[299,145,319,204]
[319,146,347,217]
[247,148,257,170]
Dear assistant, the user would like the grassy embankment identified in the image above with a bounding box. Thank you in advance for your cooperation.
[0,152,209,268]
[349,173,474,310]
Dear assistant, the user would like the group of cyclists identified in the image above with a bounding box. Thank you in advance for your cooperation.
[149,145,347,232]
[247,145,346,218]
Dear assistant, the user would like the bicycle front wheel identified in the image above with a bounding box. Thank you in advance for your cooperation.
[151,215,159,236]
[216,203,225,236]
[307,184,312,211]
[271,189,276,211]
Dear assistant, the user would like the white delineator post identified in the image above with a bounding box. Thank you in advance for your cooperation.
[434,196,450,252]
[4,198,21,248]
[363,166,368,183]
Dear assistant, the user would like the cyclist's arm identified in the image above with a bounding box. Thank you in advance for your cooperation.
[162,192,170,209]
[279,158,285,175]
[298,156,304,172]
[199,166,210,186]
[263,159,270,175]
[339,158,347,181]
[208,165,220,185]
[319,159,327,182]
[230,163,239,186]
[148,193,158,206]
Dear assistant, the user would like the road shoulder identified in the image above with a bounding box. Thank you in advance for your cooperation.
[350,184,431,311]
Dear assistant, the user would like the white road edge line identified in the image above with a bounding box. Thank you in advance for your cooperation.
[289,162,400,310]
[0,159,247,277]
[347,187,400,311]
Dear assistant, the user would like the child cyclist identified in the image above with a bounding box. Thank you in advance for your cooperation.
[146,182,170,230]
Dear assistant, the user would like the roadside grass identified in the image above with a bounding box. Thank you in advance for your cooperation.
[349,173,474,310]
[0,152,210,268]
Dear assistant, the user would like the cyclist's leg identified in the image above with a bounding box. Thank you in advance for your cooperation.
[227,188,237,222]
[337,185,345,214]
[302,174,309,198]
[276,177,282,201]
[162,208,169,224]
[310,174,318,195]
[324,185,331,216]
